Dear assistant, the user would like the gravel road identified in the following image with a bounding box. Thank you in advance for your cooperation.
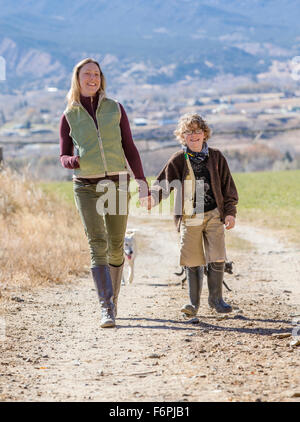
[0,215,299,402]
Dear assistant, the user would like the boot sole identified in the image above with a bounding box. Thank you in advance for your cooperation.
[181,308,197,316]
[100,321,116,328]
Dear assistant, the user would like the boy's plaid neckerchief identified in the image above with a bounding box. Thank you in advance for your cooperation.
[183,142,209,163]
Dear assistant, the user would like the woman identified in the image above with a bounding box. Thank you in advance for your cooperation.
[60,58,150,328]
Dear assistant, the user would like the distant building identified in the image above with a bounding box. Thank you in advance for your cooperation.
[30,129,53,134]
[133,118,148,126]
[158,119,177,126]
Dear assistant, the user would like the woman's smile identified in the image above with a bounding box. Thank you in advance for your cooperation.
[79,62,101,97]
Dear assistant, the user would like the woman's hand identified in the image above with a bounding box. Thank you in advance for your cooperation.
[139,195,155,210]
[225,215,235,230]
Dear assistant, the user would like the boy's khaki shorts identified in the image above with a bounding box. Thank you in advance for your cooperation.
[180,207,226,267]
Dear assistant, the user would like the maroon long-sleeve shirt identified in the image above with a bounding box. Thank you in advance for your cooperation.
[59,93,149,197]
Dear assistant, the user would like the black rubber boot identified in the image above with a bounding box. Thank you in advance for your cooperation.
[181,266,204,316]
[91,266,115,327]
[109,262,124,317]
[207,262,232,313]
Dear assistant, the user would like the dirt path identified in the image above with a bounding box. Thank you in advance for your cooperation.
[0,215,299,402]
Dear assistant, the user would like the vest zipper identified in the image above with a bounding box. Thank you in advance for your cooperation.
[97,128,108,174]
[91,97,109,174]
[79,97,108,174]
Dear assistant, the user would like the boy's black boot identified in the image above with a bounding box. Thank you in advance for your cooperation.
[207,261,232,313]
[91,265,115,327]
[181,266,204,316]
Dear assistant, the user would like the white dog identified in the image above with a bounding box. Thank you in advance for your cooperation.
[122,230,137,285]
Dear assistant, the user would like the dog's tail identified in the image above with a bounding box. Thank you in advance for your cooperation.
[174,267,185,276]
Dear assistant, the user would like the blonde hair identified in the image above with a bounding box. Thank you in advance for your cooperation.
[66,58,106,110]
[174,113,211,145]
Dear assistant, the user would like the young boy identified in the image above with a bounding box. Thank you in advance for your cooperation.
[147,113,238,316]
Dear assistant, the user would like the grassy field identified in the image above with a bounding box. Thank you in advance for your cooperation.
[40,181,75,204]
[233,169,300,243]
[40,169,300,244]
[1,167,297,291]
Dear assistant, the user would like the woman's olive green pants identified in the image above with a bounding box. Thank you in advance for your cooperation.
[73,179,129,267]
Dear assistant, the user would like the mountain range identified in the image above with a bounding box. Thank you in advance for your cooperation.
[0,0,300,91]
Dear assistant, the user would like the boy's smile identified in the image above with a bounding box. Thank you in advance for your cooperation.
[184,125,205,152]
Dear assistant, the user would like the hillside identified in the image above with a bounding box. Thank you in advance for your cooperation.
[1,0,300,91]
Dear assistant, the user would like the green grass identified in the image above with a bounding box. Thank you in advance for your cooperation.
[233,169,300,211]
[39,181,75,205]
[39,169,300,244]
[233,169,300,243]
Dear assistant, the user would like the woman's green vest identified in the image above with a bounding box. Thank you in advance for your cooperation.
[64,96,128,178]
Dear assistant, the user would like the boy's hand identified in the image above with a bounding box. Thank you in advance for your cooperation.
[225,215,235,230]
[140,195,155,210]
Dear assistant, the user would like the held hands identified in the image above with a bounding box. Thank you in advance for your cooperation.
[225,215,235,230]
[139,195,155,210]
[139,201,237,224]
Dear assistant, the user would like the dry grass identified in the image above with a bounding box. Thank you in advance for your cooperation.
[0,167,89,290]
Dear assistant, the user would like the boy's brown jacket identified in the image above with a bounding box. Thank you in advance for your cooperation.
[151,148,239,231]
